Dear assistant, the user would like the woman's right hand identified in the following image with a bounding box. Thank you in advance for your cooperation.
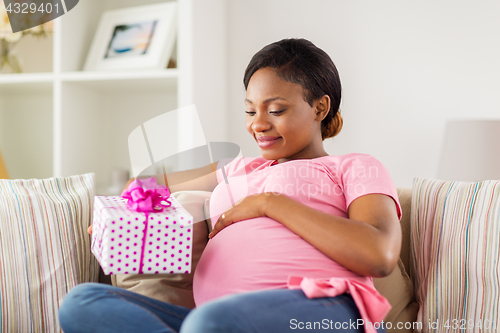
[88,225,93,234]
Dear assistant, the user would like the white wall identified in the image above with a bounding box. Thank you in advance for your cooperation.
[226,0,500,188]
[191,0,228,144]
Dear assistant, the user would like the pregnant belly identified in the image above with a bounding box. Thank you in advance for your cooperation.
[192,216,362,306]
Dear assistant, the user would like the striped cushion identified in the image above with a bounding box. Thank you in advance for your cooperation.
[0,173,99,332]
[411,178,500,332]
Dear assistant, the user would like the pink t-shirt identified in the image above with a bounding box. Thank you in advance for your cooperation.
[193,153,402,307]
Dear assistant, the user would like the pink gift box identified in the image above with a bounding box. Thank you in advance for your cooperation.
[91,196,193,275]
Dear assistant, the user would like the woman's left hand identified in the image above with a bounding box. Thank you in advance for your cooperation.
[209,193,270,238]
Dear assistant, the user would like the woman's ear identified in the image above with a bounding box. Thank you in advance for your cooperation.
[315,95,331,121]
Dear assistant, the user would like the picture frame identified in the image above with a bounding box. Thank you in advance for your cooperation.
[84,2,177,71]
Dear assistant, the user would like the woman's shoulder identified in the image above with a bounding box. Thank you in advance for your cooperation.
[323,153,401,220]
[316,153,391,179]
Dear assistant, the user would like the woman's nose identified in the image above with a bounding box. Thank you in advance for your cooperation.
[251,112,272,132]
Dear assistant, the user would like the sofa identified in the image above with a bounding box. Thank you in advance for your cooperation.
[2,177,497,332]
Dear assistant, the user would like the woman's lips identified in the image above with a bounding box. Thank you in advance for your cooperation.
[256,136,282,148]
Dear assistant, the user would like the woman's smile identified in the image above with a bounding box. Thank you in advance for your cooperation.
[256,136,282,148]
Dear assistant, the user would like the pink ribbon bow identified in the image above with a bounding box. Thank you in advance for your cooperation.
[287,276,391,333]
[121,177,171,274]
[121,177,171,212]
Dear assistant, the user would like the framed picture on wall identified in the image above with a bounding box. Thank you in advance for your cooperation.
[84,2,176,71]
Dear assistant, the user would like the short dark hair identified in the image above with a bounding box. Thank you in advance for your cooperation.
[243,38,343,140]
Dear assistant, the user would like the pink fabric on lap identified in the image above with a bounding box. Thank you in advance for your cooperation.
[287,276,391,333]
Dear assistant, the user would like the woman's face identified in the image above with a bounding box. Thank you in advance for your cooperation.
[245,67,329,163]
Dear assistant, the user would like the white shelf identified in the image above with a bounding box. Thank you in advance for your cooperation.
[60,69,178,93]
[0,0,227,187]
[0,73,53,94]
[60,69,178,81]
[0,72,54,83]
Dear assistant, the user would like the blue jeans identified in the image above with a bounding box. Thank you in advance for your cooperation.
[59,283,387,332]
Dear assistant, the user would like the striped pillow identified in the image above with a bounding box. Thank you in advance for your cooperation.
[411,178,500,332]
[0,173,99,332]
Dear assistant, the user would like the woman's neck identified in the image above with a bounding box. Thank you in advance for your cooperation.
[276,147,329,164]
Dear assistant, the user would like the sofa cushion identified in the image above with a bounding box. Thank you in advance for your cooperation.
[0,173,98,332]
[371,187,419,332]
[396,188,413,280]
[373,259,419,332]
[411,178,500,331]
[111,190,212,309]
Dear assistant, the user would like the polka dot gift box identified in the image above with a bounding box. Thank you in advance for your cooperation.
[91,195,193,275]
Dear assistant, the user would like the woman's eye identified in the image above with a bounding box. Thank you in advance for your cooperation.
[269,109,285,115]
[245,109,284,116]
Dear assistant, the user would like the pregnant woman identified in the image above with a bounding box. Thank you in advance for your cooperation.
[59,38,402,333]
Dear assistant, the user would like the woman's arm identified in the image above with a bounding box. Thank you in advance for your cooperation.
[160,162,219,193]
[122,162,219,194]
[268,193,401,277]
[210,192,401,278]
